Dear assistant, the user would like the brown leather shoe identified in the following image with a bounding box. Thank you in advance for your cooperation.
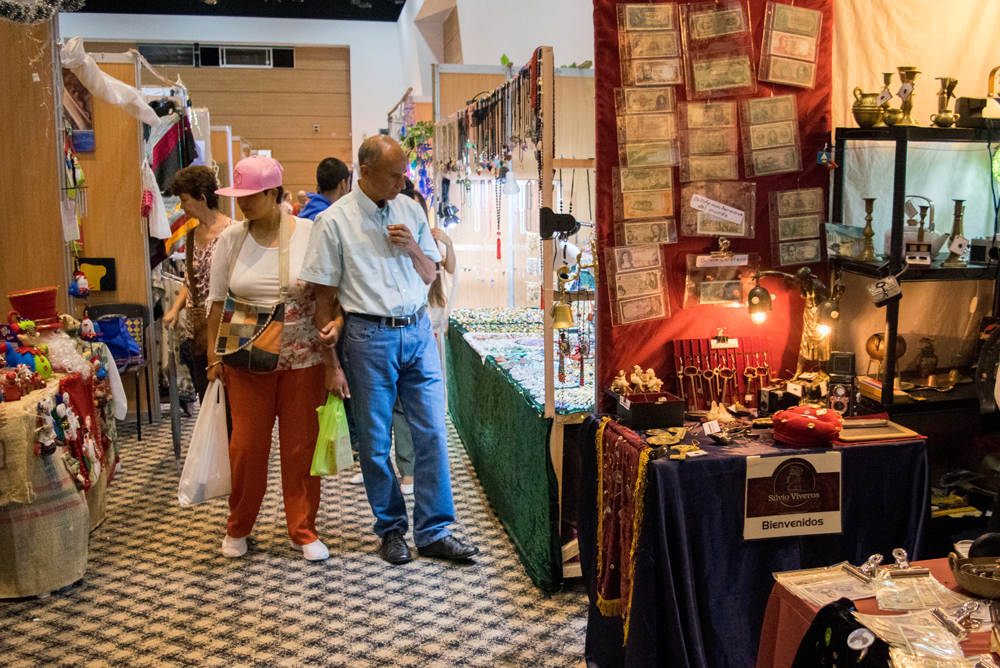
[417,535,479,561]
[378,530,414,565]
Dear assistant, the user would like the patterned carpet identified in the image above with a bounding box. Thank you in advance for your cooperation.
[0,408,588,667]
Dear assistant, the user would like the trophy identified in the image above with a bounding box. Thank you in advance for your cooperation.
[942,199,967,268]
[931,77,959,128]
[859,197,878,262]
[896,66,921,127]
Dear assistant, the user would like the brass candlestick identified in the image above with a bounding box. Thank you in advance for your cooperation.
[874,72,893,128]
[931,77,959,127]
[896,66,921,127]
[859,197,878,262]
[917,205,929,242]
[942,199,967,268]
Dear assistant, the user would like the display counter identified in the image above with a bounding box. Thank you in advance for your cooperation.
[446,308,595,592]
[577,415,929,668]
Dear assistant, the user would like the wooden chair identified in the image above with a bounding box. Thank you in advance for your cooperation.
[86,303,154,440]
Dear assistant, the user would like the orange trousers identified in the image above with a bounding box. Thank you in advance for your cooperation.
[224,363,325,545]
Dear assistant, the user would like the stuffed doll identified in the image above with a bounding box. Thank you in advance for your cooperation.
[2,316,52,378]
[68,271,91,299]
[35,396,59,456]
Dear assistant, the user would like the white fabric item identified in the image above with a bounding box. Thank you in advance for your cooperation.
[141,159,171,239]
[209,218,313,305]
[833,0,1000,237]
[59,37,161,127]
[831,0,1000,372]
[61,198,79,242]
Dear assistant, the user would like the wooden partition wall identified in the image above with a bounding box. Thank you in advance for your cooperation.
[83,42,353,196]
[0,20,67,315]
[433,65,596,312]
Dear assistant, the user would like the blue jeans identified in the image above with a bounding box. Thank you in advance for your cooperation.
[342,312,454,547]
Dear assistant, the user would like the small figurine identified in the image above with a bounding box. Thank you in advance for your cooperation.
[79,316,97,341]
[68,270,91,299]
[35,396,59,456]
[62,393,80,442]
[645,369,664,393]
[1,371,20,402]
[59,314,81,337]
[611,370,631,395]
[2,317,52,378]
[631,365,647,393]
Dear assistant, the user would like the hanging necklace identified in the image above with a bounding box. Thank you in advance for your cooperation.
[496,179,502,261]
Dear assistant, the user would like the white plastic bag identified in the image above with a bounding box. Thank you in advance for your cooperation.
[178,380,231,506]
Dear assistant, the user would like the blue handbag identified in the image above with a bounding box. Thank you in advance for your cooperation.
[94,315,141,370]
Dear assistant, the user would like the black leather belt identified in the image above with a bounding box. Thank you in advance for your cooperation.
[349,307,425,328]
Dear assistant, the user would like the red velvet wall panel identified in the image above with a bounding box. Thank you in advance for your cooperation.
[594,0,834,410]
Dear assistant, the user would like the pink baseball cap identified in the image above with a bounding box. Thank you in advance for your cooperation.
[216,155,284,196]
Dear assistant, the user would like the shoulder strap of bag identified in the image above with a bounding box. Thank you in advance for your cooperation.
[225,214,291,301]
[185,227,202,308]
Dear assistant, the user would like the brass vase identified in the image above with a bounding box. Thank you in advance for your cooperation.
[942,199,967,268]
[931,77,960,128]
[873,73,893,128]
[896,66,921,126]
[859,197,878,262]
[852,87,884,128]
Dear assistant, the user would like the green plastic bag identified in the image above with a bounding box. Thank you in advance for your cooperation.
[311,394,354,476]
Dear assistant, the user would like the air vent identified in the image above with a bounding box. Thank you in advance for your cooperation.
[137,43,196,67]
[221,47,272,68]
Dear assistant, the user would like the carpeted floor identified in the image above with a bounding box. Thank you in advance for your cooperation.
[0,408,588,667]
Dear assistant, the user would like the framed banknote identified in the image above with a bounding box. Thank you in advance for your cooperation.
[615,293,669,325]
[615,189,675,221]
[615,86,677,115]
[617,113,677,143]
[769,187,825,250]
[620,140,679,167]
[680,100,737,128]
[621,30,681,61]
[610,268,664,300]
[679,2,757,99]
[624,58,684,87]
[679,180,756,239]
[759,2,823,89]
[681,153,739,182]
[618,4,677,32]
[615,218,678,247]
[610,244,663,273]
[682,252,757,309]
[740,95,802,177]
[614,166,674,193]
[777,239,823,266]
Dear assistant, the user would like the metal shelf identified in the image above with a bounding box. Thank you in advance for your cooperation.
[831,256,999,282]
[836,126,1000,144]
[830,125,1000,409]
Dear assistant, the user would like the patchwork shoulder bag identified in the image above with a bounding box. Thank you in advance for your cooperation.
[214,214,291,373]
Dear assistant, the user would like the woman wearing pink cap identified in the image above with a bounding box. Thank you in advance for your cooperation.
[205,155,328,561]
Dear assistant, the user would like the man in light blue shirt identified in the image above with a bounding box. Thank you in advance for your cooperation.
[301,135,478,565]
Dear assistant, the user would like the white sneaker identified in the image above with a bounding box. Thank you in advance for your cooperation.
[348,472,364,485]
[400,483,414,495]
[290,539,330,561]
[222,535,247,558]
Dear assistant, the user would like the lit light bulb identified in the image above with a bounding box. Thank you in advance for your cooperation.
[751,311,767,325]
[817,324,831,336]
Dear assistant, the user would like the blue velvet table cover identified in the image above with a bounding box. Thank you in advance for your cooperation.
[578,415,929,668]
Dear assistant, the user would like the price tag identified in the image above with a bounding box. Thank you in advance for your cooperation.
[876,88,893,106]
[904,200,919,219]
[786,382,803,398]
[866,275,902,307]
[816,150,833,165]
[696,254,749,268]
[619,394,632,411]
[703,420,721,435]
[950,235,970,255]
[897,83,914,101]
[686,449,710,457]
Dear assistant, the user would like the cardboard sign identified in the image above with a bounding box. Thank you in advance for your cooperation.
[744,452,842,540]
